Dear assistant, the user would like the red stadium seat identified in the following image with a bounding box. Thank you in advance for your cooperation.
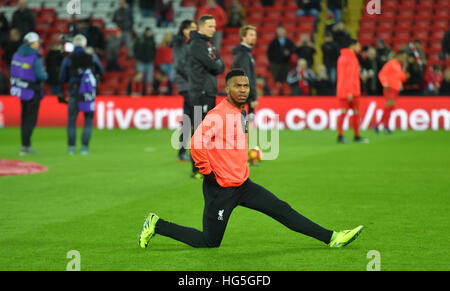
[283,9,297,20]
[414,21,431,31]
[434,9,450,19]
[382,1,398,10]
[395,20,413,31]
[415,9,433,19]
[378,31,393,41]
[398,2,416,10]
[376,21,394,31]
[412,30,429,43]
[430,30,446,41]
[435,2,450,10]
[397,8,415,18]
[394,31,411,41]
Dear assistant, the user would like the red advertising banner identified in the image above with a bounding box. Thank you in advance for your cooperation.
[0,96,449,130]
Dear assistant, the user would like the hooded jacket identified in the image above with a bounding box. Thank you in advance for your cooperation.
[187,30,225,99]
[232,43,256,102]
[336,48,360,99]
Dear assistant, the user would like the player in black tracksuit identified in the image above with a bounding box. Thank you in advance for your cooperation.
[187,15,225,177]
[231,25,258,116]
[173,20,197,161]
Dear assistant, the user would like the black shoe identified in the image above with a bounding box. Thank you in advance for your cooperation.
[384,127,392,134]
[337,136,349,144]
[373,125,380,134]
[177,152,191,162]
[354,136,369,143]
[249,161,260,167]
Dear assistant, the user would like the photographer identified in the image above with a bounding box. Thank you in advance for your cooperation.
[10,32,47,155]
[59,34,104,155]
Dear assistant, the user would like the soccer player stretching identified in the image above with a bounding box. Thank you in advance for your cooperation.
[138,69,364,249]
[374,50,408,134]
[336,39,368,143]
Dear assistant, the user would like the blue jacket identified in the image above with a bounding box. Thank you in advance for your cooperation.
[15,44,48,83]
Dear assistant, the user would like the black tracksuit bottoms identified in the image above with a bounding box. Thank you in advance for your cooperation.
[155,174,333,248]
[20,96,41,147]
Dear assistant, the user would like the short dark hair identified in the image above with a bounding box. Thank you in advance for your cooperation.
[178,19,194,36]
[198,15,215,26]
[225,69,247,84]
[346,38,358,48]
[225,68,247,84]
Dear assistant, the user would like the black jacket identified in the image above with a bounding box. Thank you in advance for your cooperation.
[187,30,225,99]
[267,37,295,64]
[133,34,156,63]
[232,44,256,102]
[173,34,190,93]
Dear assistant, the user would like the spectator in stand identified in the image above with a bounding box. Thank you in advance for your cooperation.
[105,29,123,72]
[267,26,295,93]
[139,0,156,18]
[331,21,352,50]
[156,0,174,28]
[327,0,344,23]
[256,75,271,96]
[315,64,335,95]
[442,30,450,60]
[407,40,426,69]
[0,10,9,46]
[155,33,174,84]
[2,28,22,67]
[127,71,146,97]
[45,41,65,95]
[226,0,247,28]
[375,38,393,70]
[134,27,156,87]
[260,0,274,6]
[296,0,321,24]
[113,0,134,58]
[439,68,450,96]
[424,64,442,96]
[321,33,339,84]
[294,33,316,68]
[403,53,423,96]
[153,68,172,95]
[196,0,228,51]
[71,19,106,58]
[287,58,316,96]
[360,46,380,96]
[324,11,336,35]
[11,0,35,37]
[86,19,106,58]
[0,69,8,94]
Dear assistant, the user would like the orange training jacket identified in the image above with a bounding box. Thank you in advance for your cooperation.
[190,98,249,187]
[378,59,407,92]
[337,48,361,99]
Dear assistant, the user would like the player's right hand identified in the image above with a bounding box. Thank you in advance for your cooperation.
[347,94,353,102]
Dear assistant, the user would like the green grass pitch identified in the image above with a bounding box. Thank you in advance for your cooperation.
[0,127,449,271]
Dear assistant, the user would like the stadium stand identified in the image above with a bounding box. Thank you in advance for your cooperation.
[0,0,449,96]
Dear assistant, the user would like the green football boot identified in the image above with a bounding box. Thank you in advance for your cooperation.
[138,213,159,249]
[329,225,364,248]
